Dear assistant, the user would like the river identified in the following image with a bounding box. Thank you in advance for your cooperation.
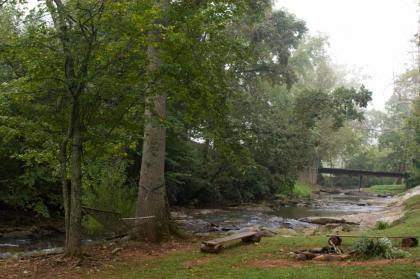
[173,190,389,234]
[0,189,391,259]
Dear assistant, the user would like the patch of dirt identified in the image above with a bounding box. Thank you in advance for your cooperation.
[0,241,193,279]
[246,258,420,268]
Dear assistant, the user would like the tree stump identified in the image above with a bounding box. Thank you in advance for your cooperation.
[401,237,418,248]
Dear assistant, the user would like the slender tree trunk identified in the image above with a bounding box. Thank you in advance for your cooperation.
[67,99,83,256]
[59,139,70,249]
[135,0,172,242]
[47,0,95,256]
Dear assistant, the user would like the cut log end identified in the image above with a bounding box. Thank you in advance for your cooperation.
[328,236,342,246]
[401,237,418,248]
[200,244,222,254]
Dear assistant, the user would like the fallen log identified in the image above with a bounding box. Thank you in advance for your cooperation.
[292,245,344,261]
[300,217,359,225]
[200,231,262,254]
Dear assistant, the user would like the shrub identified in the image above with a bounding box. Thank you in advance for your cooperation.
[342,224,352,232]
[292,182,312,198]
[352,237,410,259]
[406,175,420,188]
[375,220,390,230]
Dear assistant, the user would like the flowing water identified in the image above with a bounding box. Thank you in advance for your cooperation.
[274,192,386,219]
[176,190,390,233]
[0,234,64,259]
[0,189,390,259]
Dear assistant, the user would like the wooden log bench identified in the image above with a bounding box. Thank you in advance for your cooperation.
[327,235,419,248]
[200,231,262,253]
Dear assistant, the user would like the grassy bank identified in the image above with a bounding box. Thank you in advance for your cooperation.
[3,189,418,279]
[102,239,418,279]
[366,184,406,194]
[89,195,420,279]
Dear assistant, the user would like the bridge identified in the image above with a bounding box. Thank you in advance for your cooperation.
[317,168,409,191]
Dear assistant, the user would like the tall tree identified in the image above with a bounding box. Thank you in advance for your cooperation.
[135,0,171,241]
[0,0,139,256]
[45,0,105,256]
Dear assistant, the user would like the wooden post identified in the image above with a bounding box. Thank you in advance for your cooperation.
[359,175,363,192]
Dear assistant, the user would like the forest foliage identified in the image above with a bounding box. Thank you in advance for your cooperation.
[0,0,417,223]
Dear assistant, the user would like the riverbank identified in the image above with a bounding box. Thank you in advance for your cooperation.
[335,186,420,227]
[1,186,419,278]
[0,186,371,258]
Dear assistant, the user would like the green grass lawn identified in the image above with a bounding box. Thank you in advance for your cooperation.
[366,184,406,194]
[88,195,420,279]
[103,247,418,279]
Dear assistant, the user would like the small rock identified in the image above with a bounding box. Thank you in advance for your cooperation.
[220,224,239,231]
[171,211,190,219]
[268,216,284,223]
[301,251,317,260]
[111,248,123,255]
[259,227,279,237]
[296,203,308,207]
[294,253,308,261]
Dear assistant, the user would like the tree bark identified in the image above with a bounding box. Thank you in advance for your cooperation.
[67,98,83,256]
[59,139,70,249]
[135,95,171,241]
[134,0,172,242]
[47,0,92,256]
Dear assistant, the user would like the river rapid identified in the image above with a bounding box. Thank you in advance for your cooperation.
[0,189,392,259]
[173,190,390,234]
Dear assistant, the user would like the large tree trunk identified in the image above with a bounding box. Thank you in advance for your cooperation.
[67,99,83,256]
[134,0,171,242]
[135,95,171,241]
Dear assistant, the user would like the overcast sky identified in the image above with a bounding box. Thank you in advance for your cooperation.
[275,0,418,110]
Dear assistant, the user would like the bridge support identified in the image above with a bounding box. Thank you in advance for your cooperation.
[358,176,363,192]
